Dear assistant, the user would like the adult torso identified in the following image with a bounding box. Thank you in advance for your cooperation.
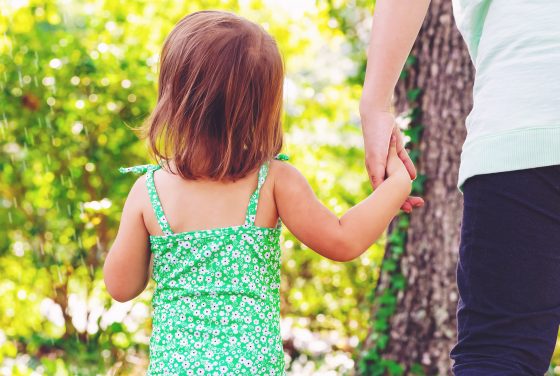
[452,0,560,187]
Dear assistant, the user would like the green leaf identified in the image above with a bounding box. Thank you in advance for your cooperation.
[407,88,422,102]
[391,245,404,255]
[377,334,389,350]
[410,363,427,376]
[412,174,427,194]
[382,259,398,272]
[385,360,405,376]
[405,124,424,144]
[392,274,407,290]
[405,55,418,67]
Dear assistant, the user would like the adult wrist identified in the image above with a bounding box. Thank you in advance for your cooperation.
[360,85,393,114]
[359,99,392,118]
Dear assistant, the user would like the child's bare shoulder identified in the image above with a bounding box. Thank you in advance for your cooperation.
[269,159,309,193]
[124,175,149,211]
[269,158,299,178]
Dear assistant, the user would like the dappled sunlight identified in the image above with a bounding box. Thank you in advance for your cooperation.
[0,0,380,374]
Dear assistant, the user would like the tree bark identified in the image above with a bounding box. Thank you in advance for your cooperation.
[376,1,474,374]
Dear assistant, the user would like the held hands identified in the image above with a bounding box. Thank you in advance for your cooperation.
[362,110,424,214]
[386,134,409,178]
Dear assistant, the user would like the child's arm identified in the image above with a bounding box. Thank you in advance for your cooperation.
[103,176,152,302]
[274,137,411,262]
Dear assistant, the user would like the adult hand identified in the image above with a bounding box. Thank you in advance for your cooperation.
[361,109,424,213]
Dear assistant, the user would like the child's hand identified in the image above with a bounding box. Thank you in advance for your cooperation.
[385,135,425,213]
[386,134,409,178]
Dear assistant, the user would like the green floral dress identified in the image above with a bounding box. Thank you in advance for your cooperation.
[119,155,288,376]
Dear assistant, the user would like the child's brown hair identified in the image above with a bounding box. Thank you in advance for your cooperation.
[142,11,284,181]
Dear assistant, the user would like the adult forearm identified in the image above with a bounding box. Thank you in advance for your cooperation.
[360,0,431,113]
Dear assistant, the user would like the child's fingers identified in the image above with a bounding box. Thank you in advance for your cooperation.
[394,129,417,180]
[400,196,425,213]
[388,134,398,155]
[401,201,412,213]
[409,196,425,207]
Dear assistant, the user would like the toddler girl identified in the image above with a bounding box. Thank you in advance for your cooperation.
[103,10,416,376]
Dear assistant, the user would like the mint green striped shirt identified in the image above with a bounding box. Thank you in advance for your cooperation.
[452,0,560,188]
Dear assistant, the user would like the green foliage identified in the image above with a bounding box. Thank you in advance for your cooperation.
[0,0,382,374]
[356,65,426,375]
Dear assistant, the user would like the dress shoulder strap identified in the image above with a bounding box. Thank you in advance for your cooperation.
[243,154,289,227]
[118,164,156,175]
[119,164,174,236]
[274,153,289,161]
[244,162,269,226]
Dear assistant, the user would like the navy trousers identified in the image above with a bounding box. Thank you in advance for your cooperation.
[450,165,560,375]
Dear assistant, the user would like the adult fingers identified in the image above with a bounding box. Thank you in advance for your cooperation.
[361,110,397,189]
[400,150,417,181]
[366,156,387,189]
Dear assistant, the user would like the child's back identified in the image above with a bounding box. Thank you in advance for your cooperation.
[104,9,417,376]
[120,159,285,374]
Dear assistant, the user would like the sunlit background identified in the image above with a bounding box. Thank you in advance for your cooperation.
[0,0,382,375]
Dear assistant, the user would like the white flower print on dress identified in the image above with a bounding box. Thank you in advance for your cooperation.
[119,159,287,375]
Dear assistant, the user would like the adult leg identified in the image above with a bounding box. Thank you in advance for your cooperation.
[451,165,560,376]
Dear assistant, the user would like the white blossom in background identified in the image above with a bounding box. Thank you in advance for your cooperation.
[282,318,356,375]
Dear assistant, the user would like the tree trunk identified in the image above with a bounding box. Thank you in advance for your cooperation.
[366,1,475,375]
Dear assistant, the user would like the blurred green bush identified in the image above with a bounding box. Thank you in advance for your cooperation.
[0,1,381,374]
